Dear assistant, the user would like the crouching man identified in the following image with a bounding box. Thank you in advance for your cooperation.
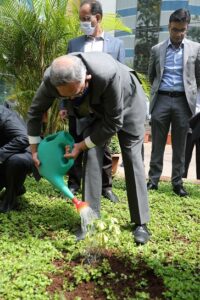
[0,105,36,213]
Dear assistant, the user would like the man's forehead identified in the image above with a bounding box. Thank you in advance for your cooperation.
[79,4,91,15]
[169,21,188,28]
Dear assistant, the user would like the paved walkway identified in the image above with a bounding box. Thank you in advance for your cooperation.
[116,142,200,184]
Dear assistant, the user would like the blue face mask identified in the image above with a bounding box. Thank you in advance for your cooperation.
[80,21,95,36]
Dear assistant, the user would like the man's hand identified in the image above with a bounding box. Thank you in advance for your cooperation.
[64,141,87,160]
[59,109,68,120]
[32,152,40,169]
[30,144,40,169]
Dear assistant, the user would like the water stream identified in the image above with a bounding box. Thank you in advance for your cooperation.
[79,206,98,234]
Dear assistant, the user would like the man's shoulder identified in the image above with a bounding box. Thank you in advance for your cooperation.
[152,39,168,50]
[0,105,11,119]
[67,35,87,52]
[77,52,118,75]
[104,32,123,45]
[78,51,116,65]
[184,38,200,48]
[68,35,86,44]
[0,104,25,128]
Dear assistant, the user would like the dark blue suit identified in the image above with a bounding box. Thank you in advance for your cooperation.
[67,33,125,62]
[0,105,34,212]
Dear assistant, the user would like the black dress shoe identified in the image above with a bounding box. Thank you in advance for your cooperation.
[133,224,151,245]
[102,190,119,203]
[0,189,6,200]
[173,185,188,197]
[147,181,158,190]
[0,197,19,213]
[17,185,26,196]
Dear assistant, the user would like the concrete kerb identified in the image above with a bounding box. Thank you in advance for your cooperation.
[114,140,200,185]
[115,170,200,185]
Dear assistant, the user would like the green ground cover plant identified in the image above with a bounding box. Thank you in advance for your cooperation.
[0,177,199,299]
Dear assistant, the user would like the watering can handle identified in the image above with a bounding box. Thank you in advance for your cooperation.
[58,143,74,170]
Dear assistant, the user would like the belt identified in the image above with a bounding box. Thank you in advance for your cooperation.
[158,90,185,97]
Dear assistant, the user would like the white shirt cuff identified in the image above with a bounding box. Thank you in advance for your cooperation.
[84,136,96,149]
[28,136,42,144]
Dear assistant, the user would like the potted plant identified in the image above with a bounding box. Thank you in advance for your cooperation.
[110,134,121,175]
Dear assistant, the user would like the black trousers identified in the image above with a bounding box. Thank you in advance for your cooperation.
[67,115,112,192]
[0,152,33,201]
[183,132,200,179]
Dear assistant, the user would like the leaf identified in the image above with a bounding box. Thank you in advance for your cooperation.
[102,13,132,33]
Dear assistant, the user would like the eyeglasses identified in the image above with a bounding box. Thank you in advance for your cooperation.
[60,86,88,101]
[171,28,187,33]
[73,86,87,98]
[80,15,92,22]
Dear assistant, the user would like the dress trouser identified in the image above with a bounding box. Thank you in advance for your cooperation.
[0,152,33,204]
[68,116,83,189]
[149,94,192,186]
[68,115,112,192]
[183,132,200,179]
[82,127,150,225]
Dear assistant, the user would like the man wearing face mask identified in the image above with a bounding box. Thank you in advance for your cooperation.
[59,0,125,202]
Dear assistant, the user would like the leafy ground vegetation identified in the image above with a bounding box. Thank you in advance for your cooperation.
[0,177,199,300]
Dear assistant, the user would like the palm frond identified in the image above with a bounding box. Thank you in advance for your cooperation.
[102,13,132,33]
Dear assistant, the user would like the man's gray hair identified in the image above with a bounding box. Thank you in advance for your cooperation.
[50,55,87,87]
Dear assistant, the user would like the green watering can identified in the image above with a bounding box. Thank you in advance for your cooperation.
[37,131,87,212]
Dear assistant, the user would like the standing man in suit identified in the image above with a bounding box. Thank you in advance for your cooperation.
[0,105,35,213]
[59,0,125,202]
[27,52,150,245]
[147,9,200,196]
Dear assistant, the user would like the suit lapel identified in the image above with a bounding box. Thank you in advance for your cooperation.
[74,36,87,52]
[80,36,88,52]
[183,39,189,69]
[79,44,85,52]
[159,40,168,76]
[103,32,111,53]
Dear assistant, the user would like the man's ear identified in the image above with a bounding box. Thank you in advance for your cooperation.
[86,74,92,81]
[96,13,102,23]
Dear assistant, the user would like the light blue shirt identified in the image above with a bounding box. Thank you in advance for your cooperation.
[159,39,185,92]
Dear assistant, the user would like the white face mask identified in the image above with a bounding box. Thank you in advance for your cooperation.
[80,21,95,36]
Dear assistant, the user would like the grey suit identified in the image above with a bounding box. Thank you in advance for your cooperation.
[64,32,125,192]
[148,38,200,185]
[27,52,150,225]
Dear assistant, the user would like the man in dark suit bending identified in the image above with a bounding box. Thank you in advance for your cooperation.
[27,52,150,245]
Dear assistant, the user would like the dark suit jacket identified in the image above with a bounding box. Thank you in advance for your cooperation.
[27,52,146,147]
[0,105,30,163]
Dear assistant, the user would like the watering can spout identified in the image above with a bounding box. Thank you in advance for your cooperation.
[51,176,75,199]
